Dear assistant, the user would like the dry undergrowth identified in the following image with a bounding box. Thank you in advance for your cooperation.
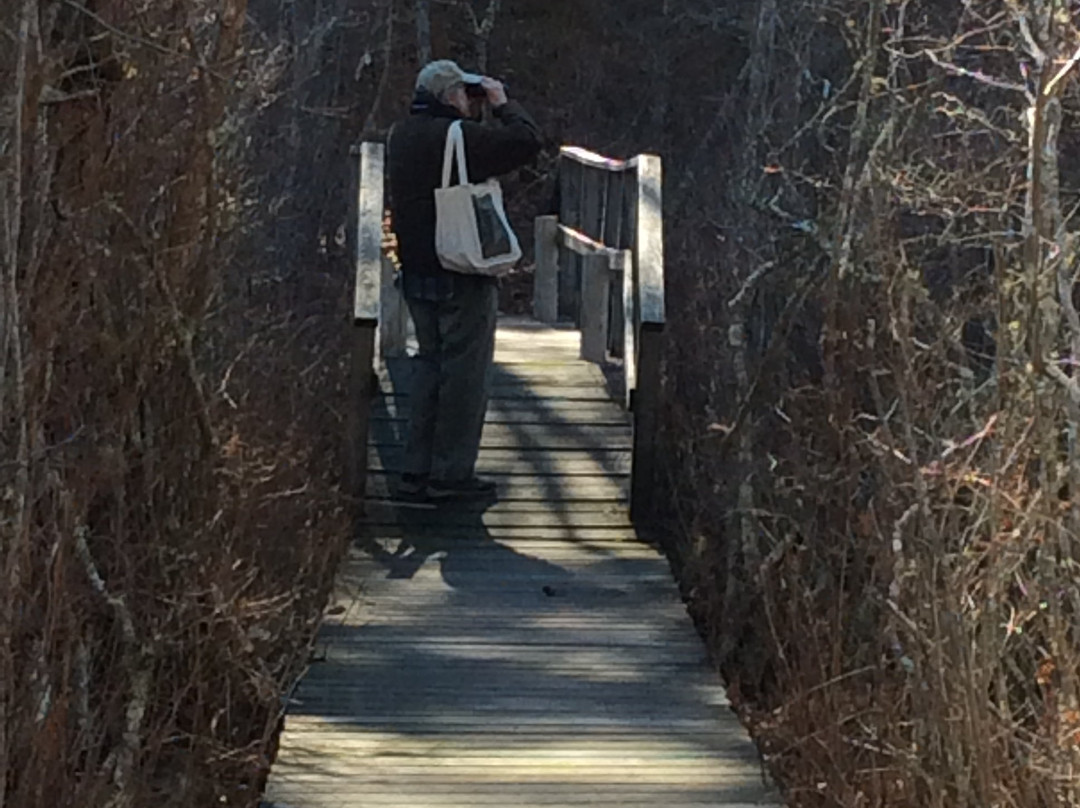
[0,2,356,805]
[660,1,1080,805]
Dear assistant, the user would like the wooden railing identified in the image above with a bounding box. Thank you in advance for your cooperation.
[534,146,665,522]
[348,141,665,523]
[346,141,384,508]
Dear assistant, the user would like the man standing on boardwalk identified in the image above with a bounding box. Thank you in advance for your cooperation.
[387,60,543,504]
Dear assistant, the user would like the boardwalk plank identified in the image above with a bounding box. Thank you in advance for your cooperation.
[265,317,779,808]
[367,477,626,502]
[369,423,633,451]
[368,448,631,476]
[354,525,642,541]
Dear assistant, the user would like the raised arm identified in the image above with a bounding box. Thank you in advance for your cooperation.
[461,79,543,181]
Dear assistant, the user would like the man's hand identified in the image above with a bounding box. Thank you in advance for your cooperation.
[481,77,508,107]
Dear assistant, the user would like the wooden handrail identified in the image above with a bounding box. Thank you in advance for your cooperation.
[558,223,622,258]
[560,146,629,172]
[534,144,666,523]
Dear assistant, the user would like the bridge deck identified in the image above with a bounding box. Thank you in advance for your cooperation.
[264,317,779,808]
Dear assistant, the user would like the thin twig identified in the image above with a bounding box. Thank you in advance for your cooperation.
[62,0,184,59]
[728,261,776,309]
[924,48,1029,95]
[1044,42,1080,97]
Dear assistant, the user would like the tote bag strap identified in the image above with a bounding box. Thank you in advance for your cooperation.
[440,120,471,188]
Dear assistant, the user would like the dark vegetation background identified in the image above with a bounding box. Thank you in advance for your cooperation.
[3,1,1080,806]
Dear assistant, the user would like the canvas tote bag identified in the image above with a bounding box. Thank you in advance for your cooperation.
[434,120,522,276]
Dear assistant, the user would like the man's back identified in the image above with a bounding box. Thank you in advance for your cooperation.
[388,95,543,294]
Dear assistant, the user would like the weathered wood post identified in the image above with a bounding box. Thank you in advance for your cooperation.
[348,140,385,508]
[578,164,608,361]
[621,247,637,410]
[629,154,665,524]
[605,171,628,359]
[558,155,583,322]
[533,215,559,324]
[581,164,605,242]
[579,253,611,363]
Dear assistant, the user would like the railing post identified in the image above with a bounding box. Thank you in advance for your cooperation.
[581,165,605,242]
[631,155,664,332]
[579,253,610,363]
[348,141,385,508]
[533,215,559,324]
[628,154,665,524]
[630,327,662,522]
[606,171,627,359]
[558,156,583,323]
[619,248,636,409]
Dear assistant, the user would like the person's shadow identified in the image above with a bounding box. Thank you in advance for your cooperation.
[357,498,574,597]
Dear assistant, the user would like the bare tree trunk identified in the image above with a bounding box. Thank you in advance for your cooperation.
[462,0,500,73]
[714,0,776,667]
[0,3,36,806]
[416,0,431,64]
[362,0,396,135]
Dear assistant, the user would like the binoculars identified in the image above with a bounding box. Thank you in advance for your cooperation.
[465,80,508,98]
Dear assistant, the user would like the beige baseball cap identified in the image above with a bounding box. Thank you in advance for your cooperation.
[415,60,483,97]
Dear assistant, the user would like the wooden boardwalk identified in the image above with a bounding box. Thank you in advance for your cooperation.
[264,318,780,808]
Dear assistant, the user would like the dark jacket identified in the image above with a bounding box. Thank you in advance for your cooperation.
[387,92,543,300]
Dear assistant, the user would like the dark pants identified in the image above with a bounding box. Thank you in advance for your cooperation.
[402,279,498,482]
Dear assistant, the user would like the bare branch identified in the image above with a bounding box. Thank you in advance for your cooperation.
[415,0,432,64]
[1046,360,1080,405]
[62,0,185,60]
[727,261,776,309]
[1016,9,1048,67]
[1044,42,1080,97]
[74,526,151,799]
[362,0,396,136]
[924,48,1029,96]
